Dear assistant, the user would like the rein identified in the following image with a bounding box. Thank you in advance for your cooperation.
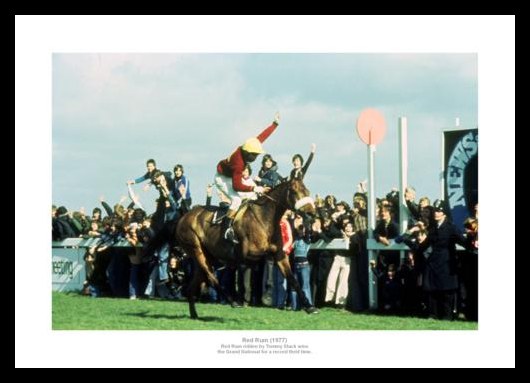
[253,181,313,214]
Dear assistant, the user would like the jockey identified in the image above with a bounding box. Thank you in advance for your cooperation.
[214,113,280,242]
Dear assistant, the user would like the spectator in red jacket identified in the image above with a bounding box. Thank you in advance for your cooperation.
[214,113,280,242]
[272,209,293,308]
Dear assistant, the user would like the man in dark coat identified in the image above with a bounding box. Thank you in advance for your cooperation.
[420,199,468,320]
[52,206,77,240]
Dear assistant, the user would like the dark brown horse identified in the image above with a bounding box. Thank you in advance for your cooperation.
[176,177,318,319]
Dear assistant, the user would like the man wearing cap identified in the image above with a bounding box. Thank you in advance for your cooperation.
[52,206,77,240]
[421,199,468,320]
[214,113,280,242]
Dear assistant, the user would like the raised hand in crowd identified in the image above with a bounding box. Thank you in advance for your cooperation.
[274,112,281,125]
[405,187,416,202]
[358,180,367,193]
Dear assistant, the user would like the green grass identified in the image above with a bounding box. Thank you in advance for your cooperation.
[52,292,478,330]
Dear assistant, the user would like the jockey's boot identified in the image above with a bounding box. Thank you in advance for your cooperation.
[223,210,238,244]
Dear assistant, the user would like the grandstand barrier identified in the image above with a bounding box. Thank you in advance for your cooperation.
[51,237,463,293]
[50,237,351,292]
[52,237,353,250]
[52,246,85,292]
[366,239,410,251]
[310,238,350,250]
[52,238,136,292]
[366,239,464,251]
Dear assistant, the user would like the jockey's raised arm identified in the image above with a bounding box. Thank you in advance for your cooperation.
[214,113,280,243]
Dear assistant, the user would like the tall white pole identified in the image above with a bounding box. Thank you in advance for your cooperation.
[367,144,377,309]
[367,144,376,240]
[398,117,409,233]
[398,117,409,263]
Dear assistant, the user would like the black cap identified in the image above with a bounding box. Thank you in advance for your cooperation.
[56,206,68,216]
[432,199,447,214]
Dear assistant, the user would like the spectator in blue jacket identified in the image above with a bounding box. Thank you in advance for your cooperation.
[127,159,158,190]
[290,215,313,310]
[255,154,283,188]
[172,164,192,213]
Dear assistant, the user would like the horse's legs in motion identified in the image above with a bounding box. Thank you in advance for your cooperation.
[187,263,205,320]
[186,235,242,318]
[276,256,319,314]
[184,235,217,319]
[199,248,240,307]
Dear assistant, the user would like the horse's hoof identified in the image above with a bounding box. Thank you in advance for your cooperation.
[305,306,319,315]
[231,301,244,308]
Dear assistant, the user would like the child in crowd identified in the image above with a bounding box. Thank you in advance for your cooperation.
[238,164,258,201]
[290,143,316,180]
[290,214,313,310]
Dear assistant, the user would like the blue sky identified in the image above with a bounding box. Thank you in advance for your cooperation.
[52,53,477,213]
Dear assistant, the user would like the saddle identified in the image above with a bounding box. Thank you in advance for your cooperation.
[210,204,229,225]
[208,200,251,225]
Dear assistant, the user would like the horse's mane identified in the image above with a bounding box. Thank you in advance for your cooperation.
[251,179,290,206]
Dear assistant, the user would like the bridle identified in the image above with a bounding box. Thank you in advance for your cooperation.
[257,186,314,214]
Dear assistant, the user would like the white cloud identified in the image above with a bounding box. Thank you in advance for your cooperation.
[53,53,477,211]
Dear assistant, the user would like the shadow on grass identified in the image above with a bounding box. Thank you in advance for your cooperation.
[60,291,83,297]
[126,311,237,323]
[365,309,478,324]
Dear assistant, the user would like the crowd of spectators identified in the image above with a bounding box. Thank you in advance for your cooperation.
[53,158,478,321]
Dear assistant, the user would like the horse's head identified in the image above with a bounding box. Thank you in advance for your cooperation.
[286,176,316,217]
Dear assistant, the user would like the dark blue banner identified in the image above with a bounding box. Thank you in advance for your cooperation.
[444,129,478,229]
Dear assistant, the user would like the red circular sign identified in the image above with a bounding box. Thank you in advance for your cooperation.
[356,108,387,145]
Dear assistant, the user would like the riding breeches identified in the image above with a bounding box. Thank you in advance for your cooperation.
[214,173,245,211]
